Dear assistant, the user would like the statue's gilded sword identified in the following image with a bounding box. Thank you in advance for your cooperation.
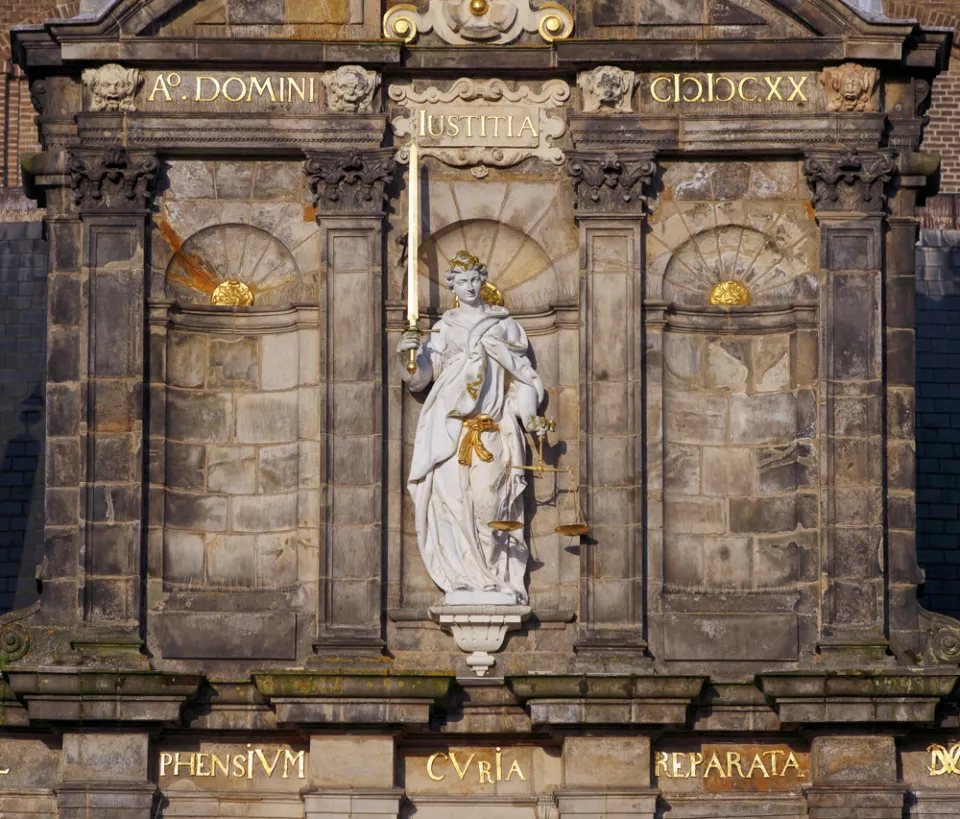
[405,140,420,375]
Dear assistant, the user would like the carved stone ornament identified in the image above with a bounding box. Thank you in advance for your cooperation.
[820,63,880,113]
[383,0,573,45]
[81,63,143,113]
[68,147,159,210]
[320,65,380,113]
[566,150,657,214]
[303,149,397,214]
[390,78,570,170]
[578,66,637,114]
[802,148,897,212]
[29,79,47,116]
[920,609,960,665]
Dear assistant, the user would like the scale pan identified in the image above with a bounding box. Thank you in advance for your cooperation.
[555,523,591,536]
[488,520,524,532]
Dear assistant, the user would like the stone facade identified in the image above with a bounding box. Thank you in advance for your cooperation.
[0,0,957,817]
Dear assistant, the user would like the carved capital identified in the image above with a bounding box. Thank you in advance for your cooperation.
[802,148,897,213]
[566,150,657,214]
[68,147,159,211]
[304,149,397,215]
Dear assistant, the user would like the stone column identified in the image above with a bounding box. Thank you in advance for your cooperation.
[57,731,156,819]
[303,735,402,819]
[565,151,656,655]
[304,150,397,654]
[803,147,897,663]
[805,735,903,819]
[555,736,658,819]
[32,147,157,654]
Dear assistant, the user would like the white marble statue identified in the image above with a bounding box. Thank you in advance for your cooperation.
[398,251,544,606]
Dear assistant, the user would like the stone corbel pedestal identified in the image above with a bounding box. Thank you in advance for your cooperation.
[429,605,532,676]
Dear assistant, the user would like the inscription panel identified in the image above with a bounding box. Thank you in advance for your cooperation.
[634,72,819,112]
[402,745,561,796]
[157,742,307,793]
[655,742,809,793]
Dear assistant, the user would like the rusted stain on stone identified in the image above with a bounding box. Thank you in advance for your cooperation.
[160,219,220,296]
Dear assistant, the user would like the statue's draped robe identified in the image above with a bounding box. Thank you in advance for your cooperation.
[408,306,544,604]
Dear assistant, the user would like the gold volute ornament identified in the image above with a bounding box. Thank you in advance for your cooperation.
[211,280,254,306]
[709,280,751,306]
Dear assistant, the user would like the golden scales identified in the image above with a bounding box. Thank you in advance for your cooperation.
[404,140,590,538]
[488,417,591,537]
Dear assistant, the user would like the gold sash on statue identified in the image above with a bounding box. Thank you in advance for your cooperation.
[457,415,499,466]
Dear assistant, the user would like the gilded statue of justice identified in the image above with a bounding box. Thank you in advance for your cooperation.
[398,141,588,607]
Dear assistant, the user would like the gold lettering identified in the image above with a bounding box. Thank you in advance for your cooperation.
[222,77,246,103]
[195,753,211,777]
[517,116,537,138]
[310,76,315,103]
[745,754,770,778]
[419,109,426,138]
[247,745,255,780]
[247,76,277,103]
[427,752,447,782]
[447,115,461,137]
[506,115,515,137]
[279,77,284,101]
[764,76,784,101]
[212,754,230,777]
[495,747,503,781]
[706,73,715,103]
[463,115,479,137]
[705,752,727,778]
[287,76,305,102]
[738,77,758,102]
[506,759,526,781]
[232,754,246,778]
[655,751,669,777]
[689,752,703,777]
[477,760,493,784]
[450,752,475,781]
[674,73,681,103]
[159,752,173,777]
[256,748,283,777]
[715,76,736,103]
[282,750,305,780]
[682,76,704,103]
[479,116,487,138]
[489,115,507,138]
[650,76,673,104]
[763,749,784,776]
[427,114,444,137]
[148,74,171,103]
[726,752,745,779]
[196,76,221,102]
[671,752,689,778]
[787,76,808,102]
[174,752,194,777]
[782,751,801,775]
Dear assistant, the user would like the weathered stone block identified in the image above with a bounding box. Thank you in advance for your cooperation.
[702,536,752,588]
[260,332,299,391]
[207,445,257,494]
[663,613,798,660]
[663,535,702,587]
[310,736,396,788]
[231,493,297,532]
[61,732,150,783]
[832,527,882,579]
[47,383,80,436]
[705,339,749,392]
[163,530,205,580]
[165,490,228,532]
[665,497,725,534]
[258,443,299,493]
[208,337,259,388]
[665,391,727,444]
[811,735,896,783]
[663,443,701,495]
[564,737,650,788]
[729,495,797,533]
[702,446,753,496]
[256,532,298,587]
[235,391,298,443]
[331,435,380,485]
[48,326,80,382]
[91,484,140,523]
[166,389,233,443]
[206,533,256,584]
[159,612,297,659]
[47,437,80,487]
[50,274,82,326]
[165,442,205,490]
[88,523,137,575]
[167,331,207,388]
[88,577,136,621]
[730,393,796,444]
[754,536,798,586]
[92,380,139,434]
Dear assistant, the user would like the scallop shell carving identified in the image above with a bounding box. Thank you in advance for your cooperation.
[165,223,301,307]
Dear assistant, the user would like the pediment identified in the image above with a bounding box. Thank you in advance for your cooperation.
[591,0,808,35]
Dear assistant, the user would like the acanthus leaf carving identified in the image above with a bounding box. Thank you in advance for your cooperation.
[802,147,897,212]
[566,150,657,214]
[68,147,159,210]
[303,149,397,214]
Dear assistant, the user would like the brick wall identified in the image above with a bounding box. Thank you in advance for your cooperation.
[0,218,46,612]
[887,1,960,192]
